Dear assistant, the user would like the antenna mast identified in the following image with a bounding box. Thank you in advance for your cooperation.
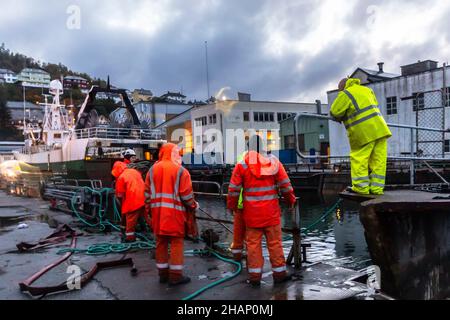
[205,41,210,100]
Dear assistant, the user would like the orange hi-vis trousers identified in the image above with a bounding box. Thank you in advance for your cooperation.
[123,207,151,242]
[155,236,184,282]
[230,211,246,261]
[246,224,287,283]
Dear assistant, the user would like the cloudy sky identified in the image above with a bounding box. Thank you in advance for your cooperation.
[1,0,450,103]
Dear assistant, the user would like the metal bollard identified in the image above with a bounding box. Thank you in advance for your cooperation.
[287,197,302,269]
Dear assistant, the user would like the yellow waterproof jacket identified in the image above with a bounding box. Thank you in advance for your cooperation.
[330,78,392,149]
[236,152,247,210]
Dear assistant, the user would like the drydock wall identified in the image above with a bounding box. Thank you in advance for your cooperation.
[358,191,450,300]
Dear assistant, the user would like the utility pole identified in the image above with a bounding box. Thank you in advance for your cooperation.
[22,84,26,136]
[205,41,210,100]
[443,62,447,157]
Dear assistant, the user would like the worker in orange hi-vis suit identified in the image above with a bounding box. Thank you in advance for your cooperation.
[144,143,198,286]
[229,151,247,262]
[227,135,296,287]
[111,161,151,242]
[121,149,137,165]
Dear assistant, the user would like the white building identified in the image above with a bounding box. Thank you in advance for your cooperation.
[0,141,24,162]
[17,68,51,88]
[0,69,18,84]
[133,93,193,128]
[188,95,321,164]
[327,60,450,159]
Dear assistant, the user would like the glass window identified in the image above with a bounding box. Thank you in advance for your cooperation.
[386,96,397,115]
[195,116,207,126]
[446,87,450,107]
[413,92,425,111]
[208,114,217,124]
[243,112,250,122]
[254,112,275,122]
[445,140,450,153]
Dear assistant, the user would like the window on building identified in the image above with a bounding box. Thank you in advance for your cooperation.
[195,116,207,127]
[413,92,425,111]
[298,134,305,152]
[386,97,397,115]
[277,112,294,122]
[196,136,201,145]
[445,140,450,153]
[243,112,250,122]
[208,114,217,125]
[446,87,450,107]
[254,112,275,122]
[284,135,296,149]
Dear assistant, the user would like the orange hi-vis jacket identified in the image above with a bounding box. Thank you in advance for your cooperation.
[112,161,146,215]
[145,143,197,237]
[227,151,296,228]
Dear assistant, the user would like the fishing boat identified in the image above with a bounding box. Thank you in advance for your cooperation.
[13,80,165,185]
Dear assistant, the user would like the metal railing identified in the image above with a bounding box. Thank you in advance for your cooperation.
[192,181,223,196]
[73,127,162,140]
[293,112,450,185]
[21,144,61,155]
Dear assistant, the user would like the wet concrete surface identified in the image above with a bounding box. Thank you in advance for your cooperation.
[0,191,376,300]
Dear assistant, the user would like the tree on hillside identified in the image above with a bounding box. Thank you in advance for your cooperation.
[0,85,22,141]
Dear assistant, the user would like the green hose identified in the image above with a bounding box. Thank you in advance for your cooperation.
[60,186,156,255]
[281,198,343,242]
[182,249,242,301]
[57,241,155,255]
[62,186,341,301]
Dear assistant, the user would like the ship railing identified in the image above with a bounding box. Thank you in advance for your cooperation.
[21,144,60,154]
[192,181,223,197]
[73,127,162,140]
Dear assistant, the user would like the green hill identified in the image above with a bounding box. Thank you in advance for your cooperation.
[0,43,106,104]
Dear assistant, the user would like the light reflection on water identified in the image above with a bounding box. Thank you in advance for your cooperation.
[196,194,372,271]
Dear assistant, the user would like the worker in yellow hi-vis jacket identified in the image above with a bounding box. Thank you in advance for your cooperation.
[330,78,392,195]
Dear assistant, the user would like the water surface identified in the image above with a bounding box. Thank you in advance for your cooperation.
[197,194,371,271]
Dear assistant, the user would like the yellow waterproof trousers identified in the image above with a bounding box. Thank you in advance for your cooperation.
[350,138,388,195]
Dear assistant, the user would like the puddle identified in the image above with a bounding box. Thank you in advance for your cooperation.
[0,206,49,229]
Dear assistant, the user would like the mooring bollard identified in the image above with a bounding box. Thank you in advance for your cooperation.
[287,197,302,269]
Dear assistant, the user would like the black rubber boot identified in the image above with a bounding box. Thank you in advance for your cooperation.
[169,276,191,287]
[246,279,261,287]
[273,274,292,285]
[159,276,169,284]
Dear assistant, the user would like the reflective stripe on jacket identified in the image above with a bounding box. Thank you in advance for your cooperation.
[145,143,197,237]
[227,151,296,228]
[330,78,392,149]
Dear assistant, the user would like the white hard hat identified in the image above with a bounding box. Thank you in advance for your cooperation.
[122,149,136,157]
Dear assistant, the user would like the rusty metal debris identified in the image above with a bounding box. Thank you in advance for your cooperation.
[18,225,134,297]
[20,251,134,297]
[16,224,79,252]
[19,229,77,297]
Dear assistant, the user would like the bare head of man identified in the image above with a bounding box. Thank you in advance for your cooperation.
[338,78,348,91]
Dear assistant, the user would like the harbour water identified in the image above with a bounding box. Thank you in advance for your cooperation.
[196,194,372,271]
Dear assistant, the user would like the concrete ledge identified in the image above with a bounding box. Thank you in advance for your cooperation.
[342,190,450,299]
